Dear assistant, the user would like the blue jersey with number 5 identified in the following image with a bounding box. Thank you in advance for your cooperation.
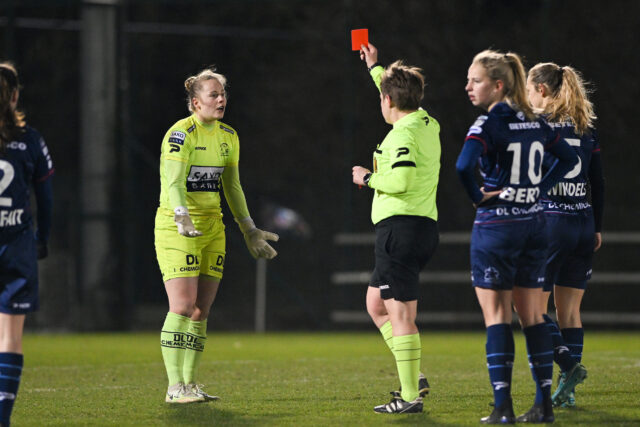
[541,122,599,211]
[464,102,560,208]
[0,126,54,243]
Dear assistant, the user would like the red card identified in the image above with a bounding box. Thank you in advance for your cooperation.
[351,29,369,51]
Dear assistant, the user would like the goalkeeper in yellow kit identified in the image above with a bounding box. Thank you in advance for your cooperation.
[155,67,278,403]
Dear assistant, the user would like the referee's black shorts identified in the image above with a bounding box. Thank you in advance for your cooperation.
[370,215,439,302]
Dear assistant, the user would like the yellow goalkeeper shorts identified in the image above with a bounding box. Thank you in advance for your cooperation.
[154,211,226,281]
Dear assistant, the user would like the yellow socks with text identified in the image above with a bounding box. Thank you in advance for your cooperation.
[183,319,207,384]
[161,312,190,386]
[393,333,421,402]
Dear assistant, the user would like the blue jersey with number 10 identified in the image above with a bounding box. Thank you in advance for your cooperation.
[465,103,560,211]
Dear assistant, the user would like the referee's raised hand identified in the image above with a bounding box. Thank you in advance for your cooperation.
[360,43,378,69]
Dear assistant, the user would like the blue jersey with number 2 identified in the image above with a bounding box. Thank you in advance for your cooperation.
[0,126,54,243]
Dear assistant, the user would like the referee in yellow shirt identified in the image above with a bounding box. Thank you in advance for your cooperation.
[155,67,278,403]
[352,44,441,414]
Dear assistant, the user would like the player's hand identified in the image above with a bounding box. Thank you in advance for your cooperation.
[174,207,203,237]
[352,166,371,186]
[594,232,602,252]
[473,187,502,208]
[37,242,48,259]
[360,43,378,68]
[244,228,279,259]
[236,217,279,259]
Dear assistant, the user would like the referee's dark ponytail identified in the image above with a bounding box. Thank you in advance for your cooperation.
[0,62,25,151]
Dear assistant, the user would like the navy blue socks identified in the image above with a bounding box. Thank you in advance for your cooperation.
[486,323,515,407]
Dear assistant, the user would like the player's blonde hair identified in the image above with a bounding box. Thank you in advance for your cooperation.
[380,60,425,111]
[184,67,227,113]
[528,62,596,135]
[0,62,25,148]
[472,50,535,120]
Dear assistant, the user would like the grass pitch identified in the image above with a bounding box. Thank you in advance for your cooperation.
[17,331,640,426]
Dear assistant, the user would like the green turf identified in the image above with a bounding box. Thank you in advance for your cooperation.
[16,331,640,426]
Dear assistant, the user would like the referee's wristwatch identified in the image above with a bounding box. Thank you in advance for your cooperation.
[363,172,372,186]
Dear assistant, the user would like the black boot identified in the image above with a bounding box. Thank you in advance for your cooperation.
[516,398,554,423]
[480,398,516,424]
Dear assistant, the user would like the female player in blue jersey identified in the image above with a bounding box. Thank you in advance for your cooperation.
[527,62,603,408]
[0,62,54,426]
[456,50,576,424]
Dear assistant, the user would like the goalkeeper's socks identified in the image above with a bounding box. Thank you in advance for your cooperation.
[542,314,575,372]
[161,312,190,386]
[0,352,23,426]
[561,327,584,364]
[523,323,554,405]
[379,321,395,355]
[393,333,421,402]
[183,319,207,384]
[485,324,514,408]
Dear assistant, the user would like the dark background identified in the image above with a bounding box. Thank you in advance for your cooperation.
[1,0,638,331]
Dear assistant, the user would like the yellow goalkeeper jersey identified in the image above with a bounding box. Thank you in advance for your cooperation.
[158,115,240,217]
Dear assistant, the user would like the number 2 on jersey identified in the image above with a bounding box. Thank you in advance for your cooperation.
[0,160,15,207]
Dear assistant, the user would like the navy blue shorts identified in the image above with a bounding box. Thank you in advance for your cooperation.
[370,216,439,301]
[471,212,547,290]
[543,210,594,291]
[0,229,39,314]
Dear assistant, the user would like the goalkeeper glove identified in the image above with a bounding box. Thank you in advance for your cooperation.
[235,217,279,259]
[174,206,203,237]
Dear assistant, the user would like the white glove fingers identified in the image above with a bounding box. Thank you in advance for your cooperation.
[262,231,279,242]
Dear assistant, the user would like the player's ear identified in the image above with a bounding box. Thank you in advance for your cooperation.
[10,88,19,105]
[494,79,504,93]
[539,83,548,98]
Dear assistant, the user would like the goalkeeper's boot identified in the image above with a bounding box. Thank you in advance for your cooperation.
[374,392,423,414]
[395,372,430,398]
[560,391,576,408]
[165,382,205,404]
[552,363,586,407]
[516,398,554,423]
[186,383,220,401]
[480,398,515,424]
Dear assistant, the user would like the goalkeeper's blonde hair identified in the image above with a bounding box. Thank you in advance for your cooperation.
[184,67,227,113]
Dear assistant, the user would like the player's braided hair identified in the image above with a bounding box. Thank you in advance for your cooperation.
[184,66,227,113]
[528,62,596,135]
[472,50,535,120]
[0,62,25,151]
[380,60,425,111]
